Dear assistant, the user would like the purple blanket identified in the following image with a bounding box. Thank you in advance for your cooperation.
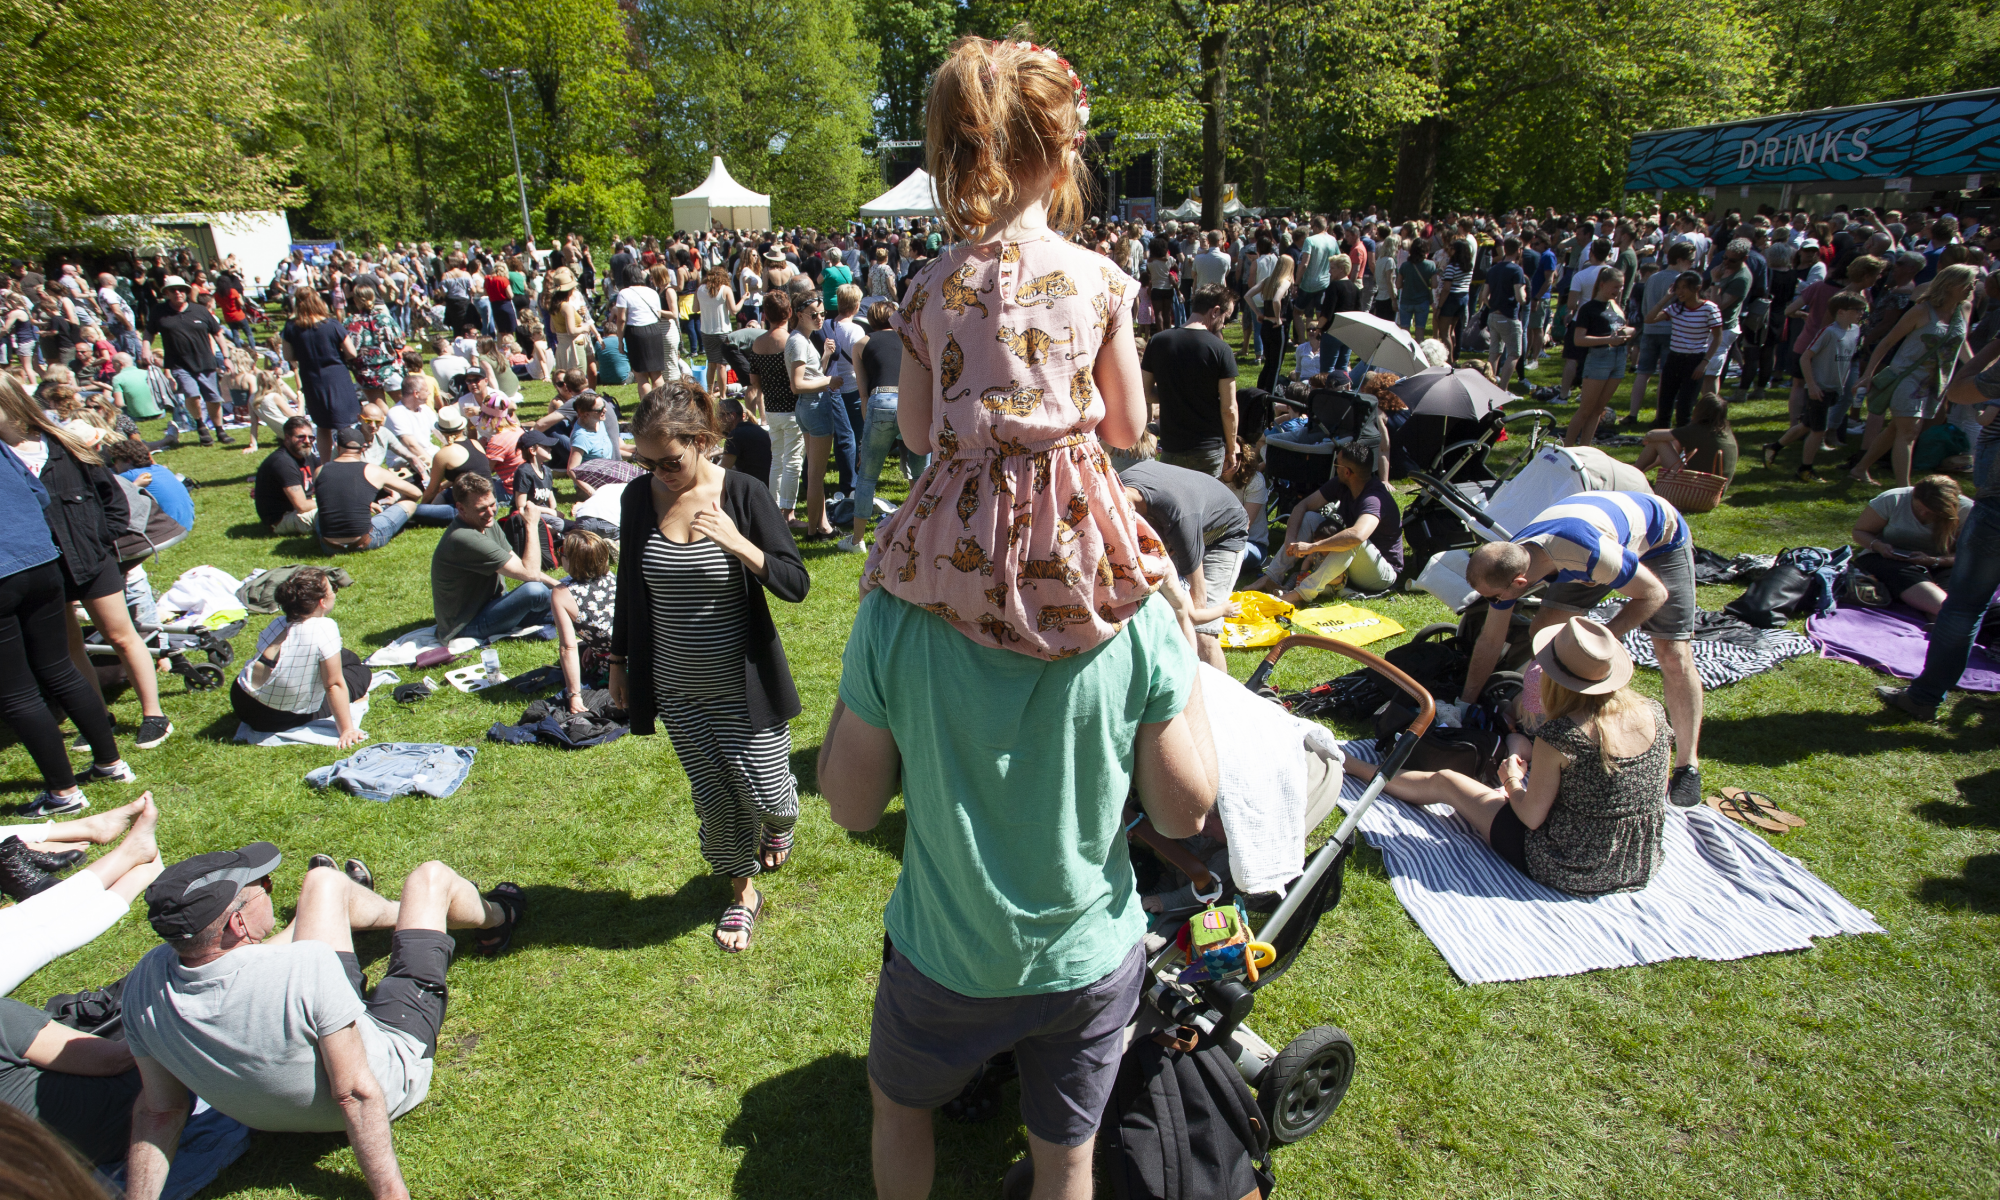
[1806,603,2000,693]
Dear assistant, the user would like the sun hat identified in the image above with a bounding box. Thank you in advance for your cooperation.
[1530,616,1633,695]
[434,404,468,432]
[145,842,283,941]
[546,267,576,291]
[161,275,192,294]
[761,248,787,264]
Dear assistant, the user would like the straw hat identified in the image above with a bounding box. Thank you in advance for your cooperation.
[761,248,787,264]
[546,267,576,291]
[1530,616,1633,695]
[434,404,467,432]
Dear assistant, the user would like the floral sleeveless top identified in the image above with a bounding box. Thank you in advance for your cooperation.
[862,233,1173,660]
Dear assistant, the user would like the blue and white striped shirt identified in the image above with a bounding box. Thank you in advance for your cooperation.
[1492,492,1689,609]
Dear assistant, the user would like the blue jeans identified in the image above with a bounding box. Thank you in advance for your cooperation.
[319,502,414,553]
[1910,496,2000,706]
[832,390,860,492]
[457,581,554,643]
[1397,300,1430,338]
[854,389,920,533]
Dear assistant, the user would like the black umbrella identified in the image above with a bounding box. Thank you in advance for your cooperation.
[1387,365,1513,421]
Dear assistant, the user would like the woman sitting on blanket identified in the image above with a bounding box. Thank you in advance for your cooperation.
[1849,474,1968,616]
[1345,616,1669,896]
[229,567,372,748]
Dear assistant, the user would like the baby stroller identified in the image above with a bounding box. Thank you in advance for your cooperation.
[1396,405,1558,582]
[1407,441,1652,612]
[80,618,241,693]
[1261,388,1382,545]
[945,633,1438,1150]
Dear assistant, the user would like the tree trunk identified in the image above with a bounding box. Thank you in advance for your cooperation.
[1199,26,1230,230]
[1250,40,1270,209]
[1393,116,1442,218]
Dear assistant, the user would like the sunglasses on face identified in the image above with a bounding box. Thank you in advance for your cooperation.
[632,450,689,474]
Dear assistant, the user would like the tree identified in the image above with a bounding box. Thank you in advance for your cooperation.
[861,0,960,141]
[0,0,300,253]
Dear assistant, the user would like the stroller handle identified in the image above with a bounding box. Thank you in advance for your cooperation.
[1244,634,1436,739]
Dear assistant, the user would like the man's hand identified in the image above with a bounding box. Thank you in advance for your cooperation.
[323,1023,409,1200]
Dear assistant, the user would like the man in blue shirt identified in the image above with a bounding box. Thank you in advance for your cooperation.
[1458,491,1705,807]
[1525,233,1561,366]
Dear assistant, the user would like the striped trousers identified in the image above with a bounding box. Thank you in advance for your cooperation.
[658,692,798,878]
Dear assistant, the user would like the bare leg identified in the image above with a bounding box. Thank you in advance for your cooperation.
[83,793,162,902]
[286,866,401,953]
[392,859,502,932]
[1890,415,1919,488]
[76,594,165,718]
[1342,759,1509,840]
[804,432,833,532]
[1196,632,1226,672]
[870,1077,934,1200]
[1027,1131,1095,1200]
[22,796,149,849]
[1901,582,1947,616]
[1652,636,1702,770]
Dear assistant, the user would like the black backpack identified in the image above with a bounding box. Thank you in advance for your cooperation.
[1099,1035,1276,1200]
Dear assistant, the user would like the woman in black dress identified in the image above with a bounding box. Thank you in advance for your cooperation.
[608,377,808,952]
[281,288,360,463]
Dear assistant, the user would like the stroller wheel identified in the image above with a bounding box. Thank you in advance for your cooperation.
[1258,1025,1355,1145]
[181,664,226,691]
[206,641,236,667]
[1410,622,1459,645]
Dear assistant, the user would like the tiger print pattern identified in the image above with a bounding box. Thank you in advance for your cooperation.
[955,474,981,527]
[912,488,943,520]
[941,262,993,318]
[1006,507,1035,549]
[1036,604,1092,632]
[940,334,968,404]
[995,325,1076,366]
[934,415,959,461]
[935,536,994,576]
[1018,554,1083,589]
[978,383,1044,417]
[919,602,962,623]
[1070,357,1094,414]
[1015,269,1079,308]
[984,585,1009,609]
[898,280,929,331]
[977,614,1022,644]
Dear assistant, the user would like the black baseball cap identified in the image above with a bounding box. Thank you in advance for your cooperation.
[335,425,368,449]
[145,842,283,941]
[518,429,559,453]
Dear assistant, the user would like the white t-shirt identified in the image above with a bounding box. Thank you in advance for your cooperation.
[123,940,432,1134]
[697,285,731,327]
[784,330,825,389]
[615,286,663,328]
[1570,263,1605,305]
[430,354,471,394]
[825,318,864,392]
[237,616,341,715]
[1193,250,1232,291]
[382,404,438,467]
[1228,472,1270,547]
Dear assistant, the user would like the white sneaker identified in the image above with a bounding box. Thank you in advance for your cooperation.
[833,536,865,553]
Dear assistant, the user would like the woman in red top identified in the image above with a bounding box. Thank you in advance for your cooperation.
[484,265,518,336]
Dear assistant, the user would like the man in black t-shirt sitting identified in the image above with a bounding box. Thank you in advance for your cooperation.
[316,426,422,553]
[254,417,321,536]
[1140,284,1240,478]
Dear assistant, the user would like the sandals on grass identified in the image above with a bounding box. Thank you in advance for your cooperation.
[476,882,525,957]
[714,890,763,953]
[1706,788,1804,834]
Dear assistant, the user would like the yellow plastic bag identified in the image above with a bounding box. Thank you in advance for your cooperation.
[1218,591,1295,649]
[1288,603,1404,648]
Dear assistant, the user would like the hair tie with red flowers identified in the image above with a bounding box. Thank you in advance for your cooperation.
[989,39,1090,147]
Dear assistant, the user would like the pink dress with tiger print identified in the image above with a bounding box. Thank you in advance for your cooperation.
[860,232,1173,660]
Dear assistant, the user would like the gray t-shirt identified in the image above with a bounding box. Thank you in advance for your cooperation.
[1119,459,1251,576]
[1640,268,1679,336]
[1867,486,1973,554]
[431,518,512,639]
[0,996,141,1163]
[1808,323,1860,392]
[122,941,431,1133]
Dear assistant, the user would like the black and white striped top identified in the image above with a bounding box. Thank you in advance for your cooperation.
[642,531,747,699]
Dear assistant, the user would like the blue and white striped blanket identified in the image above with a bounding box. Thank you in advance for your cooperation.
[1336,742,1883,985]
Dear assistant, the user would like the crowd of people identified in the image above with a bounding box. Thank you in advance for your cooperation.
[2,30,1997,1200]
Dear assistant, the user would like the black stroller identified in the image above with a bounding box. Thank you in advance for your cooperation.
[1262,388,1382,546]
[80,619,241,692]
[1396,405,1557,581]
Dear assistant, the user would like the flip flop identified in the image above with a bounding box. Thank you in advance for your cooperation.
[1719,787,1804,828]
[476,883,526,957]
[1706,794,1786,834]
[714,891,763,953]
[759,828,793,873]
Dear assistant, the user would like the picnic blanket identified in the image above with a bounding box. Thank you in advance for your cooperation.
[96,1104,251,1200]
[232,686,392,746]
[1591,601,1815,689]
[363,622,552,667]
[1806,602,2000,693]
[1336,741,1882,984]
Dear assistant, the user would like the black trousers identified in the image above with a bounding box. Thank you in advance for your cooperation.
[1655,350,1707,429]
[0,561,119,788]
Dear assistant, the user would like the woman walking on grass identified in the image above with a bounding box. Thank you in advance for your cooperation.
[608,378,808,953]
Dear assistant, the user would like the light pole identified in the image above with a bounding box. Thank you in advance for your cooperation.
[481,67,535,250]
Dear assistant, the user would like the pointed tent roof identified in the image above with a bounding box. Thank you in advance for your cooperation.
[858,169,940,218]
[675,156,770,207]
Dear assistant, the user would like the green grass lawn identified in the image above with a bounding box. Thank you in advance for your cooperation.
[10,337,1999,1199]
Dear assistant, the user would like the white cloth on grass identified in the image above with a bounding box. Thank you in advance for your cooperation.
[233,695,379,747]
[1336,740,1882,984]
[1196,663,1343,896]
[158,565,246,622]
[363,624,547,667]
[0,869,134,996]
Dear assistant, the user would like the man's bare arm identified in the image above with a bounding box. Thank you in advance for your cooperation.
[323,1022,409,1200]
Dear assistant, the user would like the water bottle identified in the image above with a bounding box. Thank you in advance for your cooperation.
[481,647,502,682]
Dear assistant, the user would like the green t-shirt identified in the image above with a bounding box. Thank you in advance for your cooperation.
[508,270,529,303]
[819,264,853,314]
[113,365,160,419]
[431,518,512,639]
[839,589,1193,997]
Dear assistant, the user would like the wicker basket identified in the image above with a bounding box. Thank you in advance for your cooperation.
[1652,468,1730,514]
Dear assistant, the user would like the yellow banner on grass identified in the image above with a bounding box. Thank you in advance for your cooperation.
[1290,603,1403,647]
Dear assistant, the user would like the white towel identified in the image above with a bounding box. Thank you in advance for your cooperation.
[1197,663,1341,895]
[1336,740,1882,984]
[234,695,378,747]
[157,565,245,623]
[364,625,546,667]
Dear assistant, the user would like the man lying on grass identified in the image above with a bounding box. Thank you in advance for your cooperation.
[120,845,524,1200]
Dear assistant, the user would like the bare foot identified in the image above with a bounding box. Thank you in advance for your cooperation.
[48,795,150,846]
[122,793,161,862]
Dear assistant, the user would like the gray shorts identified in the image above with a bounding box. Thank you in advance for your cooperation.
[868,941,1145,1146]
[1540,539,1696,641]
[1194,542,1249,635]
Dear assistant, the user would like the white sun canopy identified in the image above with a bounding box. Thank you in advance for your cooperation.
[859,169,941,218]
[672,157,771,232]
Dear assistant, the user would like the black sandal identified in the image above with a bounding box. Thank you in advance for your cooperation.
[476,883,525,957]
[760,828,794,873]
[714,891,763,953]
[941,1051,1018,1124]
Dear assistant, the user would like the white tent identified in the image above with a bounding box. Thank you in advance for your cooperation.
[859,169,941,219]
[671,157,771,232]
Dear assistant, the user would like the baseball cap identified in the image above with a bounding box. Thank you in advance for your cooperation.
[335,425,368,449]
[1799,238,1821,250]
[145,842,283,941]
[518,429,559,452]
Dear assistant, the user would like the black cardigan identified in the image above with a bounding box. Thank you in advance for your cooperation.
[38,435,127,589]
[611,469,809,734]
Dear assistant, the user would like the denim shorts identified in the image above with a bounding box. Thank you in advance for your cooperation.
[1635,331,1672,375]
[795,391,835,437]
[1583,346,1628,381]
